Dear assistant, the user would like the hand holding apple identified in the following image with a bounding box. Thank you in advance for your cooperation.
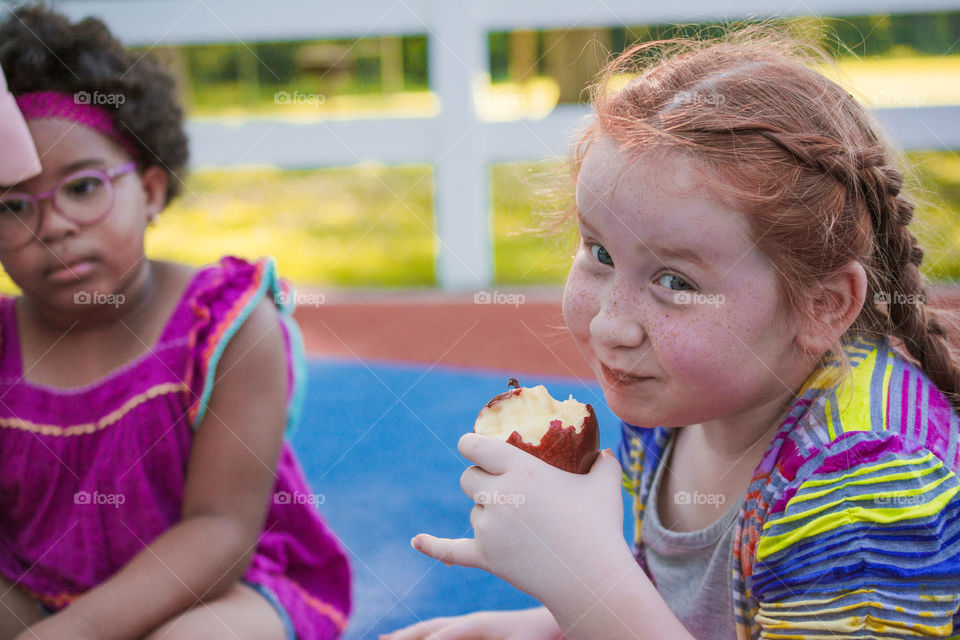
[410,431,630,607]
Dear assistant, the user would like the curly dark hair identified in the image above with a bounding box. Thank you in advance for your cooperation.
[0,4,189,204]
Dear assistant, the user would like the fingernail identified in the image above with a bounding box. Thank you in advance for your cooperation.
[410,535,421,550]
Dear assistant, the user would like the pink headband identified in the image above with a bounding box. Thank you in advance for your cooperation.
[15,91,139,160]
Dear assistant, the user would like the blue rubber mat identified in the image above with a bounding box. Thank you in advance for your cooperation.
[290,357,629,639]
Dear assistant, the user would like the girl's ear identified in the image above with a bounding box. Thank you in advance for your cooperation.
[794,260,868,357]
[139,165,168,220]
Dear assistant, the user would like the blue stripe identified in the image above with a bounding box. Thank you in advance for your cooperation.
[920,375,931,444]
[870,343,888,430]
[949,410,959,467]
[888,358,905,436]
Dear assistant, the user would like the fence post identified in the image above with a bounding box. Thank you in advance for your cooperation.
[428,3,492,290]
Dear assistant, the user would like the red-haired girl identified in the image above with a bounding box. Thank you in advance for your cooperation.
[390,28,960,640]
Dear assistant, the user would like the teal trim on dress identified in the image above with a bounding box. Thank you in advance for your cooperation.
[193,257,303,438]
[279,308,307,439]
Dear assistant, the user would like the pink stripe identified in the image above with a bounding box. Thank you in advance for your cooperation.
[900,367,910,437]
[924,387,954,458]
[819,432,908,473]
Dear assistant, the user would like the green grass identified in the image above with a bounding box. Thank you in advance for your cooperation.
[490,162,577,285]
[908,151,960,282]
[149,164,437,287]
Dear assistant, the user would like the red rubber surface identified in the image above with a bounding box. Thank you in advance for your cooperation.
[293,286,960,379]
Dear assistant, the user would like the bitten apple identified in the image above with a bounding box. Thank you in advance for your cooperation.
[474,378,599,474]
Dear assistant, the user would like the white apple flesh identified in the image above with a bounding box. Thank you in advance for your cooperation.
[474,378,600,474]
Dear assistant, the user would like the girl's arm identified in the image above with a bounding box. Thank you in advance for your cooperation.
[411,435,694,640]
[21,298,288,640]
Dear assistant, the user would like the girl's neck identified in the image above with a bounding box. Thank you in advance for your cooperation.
[23,260,157,334]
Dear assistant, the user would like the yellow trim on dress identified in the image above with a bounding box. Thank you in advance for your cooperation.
[0,382,187,436]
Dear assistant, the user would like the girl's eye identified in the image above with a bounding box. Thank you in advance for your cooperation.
[590,243,614,266]
[657,273,693,291]
[0,199,30,216]
[63,176,104,199]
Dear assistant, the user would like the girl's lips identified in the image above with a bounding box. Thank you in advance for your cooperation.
[600,363,652,387]
[48,259,94,283]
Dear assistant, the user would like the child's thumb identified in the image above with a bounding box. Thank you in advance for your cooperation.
[588,448,621,481]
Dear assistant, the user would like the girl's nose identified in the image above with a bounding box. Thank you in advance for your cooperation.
[36,198,80,244]
[589,279,645,349]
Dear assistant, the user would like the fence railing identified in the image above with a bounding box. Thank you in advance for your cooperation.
[20,0,960,288]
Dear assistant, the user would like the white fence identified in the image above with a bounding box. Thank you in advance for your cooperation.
[19,0,960,289]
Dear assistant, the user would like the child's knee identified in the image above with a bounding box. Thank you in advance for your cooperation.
[141,583,286,640]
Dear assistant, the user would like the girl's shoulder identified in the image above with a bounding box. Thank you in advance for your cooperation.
[186,255,284,303]
[742,336,960,632]
[179,255,303,434]
[177,255,295,327]
[772,332,959,480]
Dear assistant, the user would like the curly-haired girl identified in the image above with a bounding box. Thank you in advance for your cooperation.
[0,7,350,639]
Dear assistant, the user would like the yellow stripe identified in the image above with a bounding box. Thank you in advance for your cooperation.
[759,621,953,638]
[826,395,836,440]
[834,346,879,434]
[762,600,949,618]
[757,481,959,560]
[757,601,955,635]
[799,453,936,490]
[0,382,187,436]
[881,354,893,431]
[784,456,939,507]
[759,588,957,609]
[799,362,843,395]
[763,465,952,531]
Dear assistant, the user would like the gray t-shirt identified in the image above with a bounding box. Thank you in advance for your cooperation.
[641,434,742,640]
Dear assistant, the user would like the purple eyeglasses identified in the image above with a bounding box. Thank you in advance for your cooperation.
[0,161,137,249]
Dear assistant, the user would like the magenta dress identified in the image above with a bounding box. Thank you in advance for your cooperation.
[0,256,351,639]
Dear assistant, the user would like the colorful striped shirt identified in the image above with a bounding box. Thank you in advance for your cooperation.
[619,333,960,638]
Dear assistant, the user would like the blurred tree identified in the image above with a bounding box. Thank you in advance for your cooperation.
[381,36,404,94]
[824,12,959,57]
[489,31,510,81]
[296,42,356,95]
[509,29,538,83]
[543,27,611,104]
[402,35,429,90]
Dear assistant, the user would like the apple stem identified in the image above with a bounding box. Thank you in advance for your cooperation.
[507,377,520,390]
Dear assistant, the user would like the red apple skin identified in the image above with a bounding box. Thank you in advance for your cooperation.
[480,405,600,474]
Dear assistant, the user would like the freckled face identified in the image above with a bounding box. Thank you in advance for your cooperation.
[562,139,801,428]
